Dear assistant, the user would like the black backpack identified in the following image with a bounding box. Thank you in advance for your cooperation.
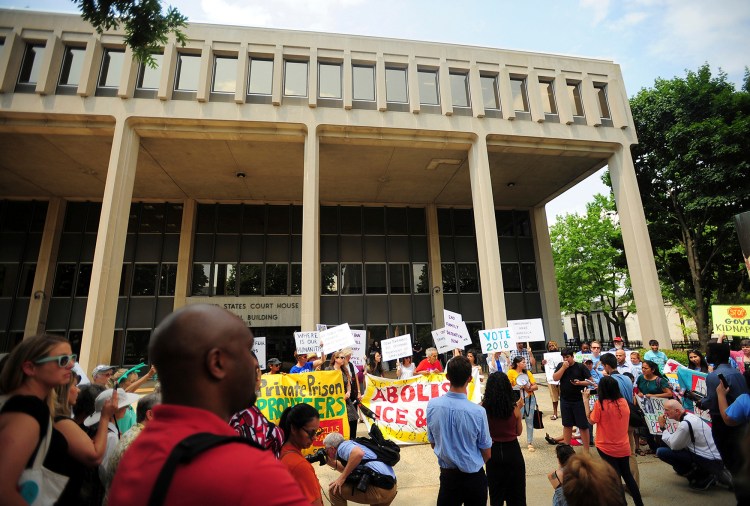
[353,423,400,467]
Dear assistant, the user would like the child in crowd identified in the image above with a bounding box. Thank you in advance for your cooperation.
[643,339,668,373]
[630,352,643,380]
[548,444,576,506]
[584,359,600,390]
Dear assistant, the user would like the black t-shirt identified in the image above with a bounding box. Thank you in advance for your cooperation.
[554,362,592,402]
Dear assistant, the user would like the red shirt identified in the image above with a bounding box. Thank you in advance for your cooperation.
[590,398,630,458]
[487,413,520,442]
[415,358,443,373]
[280,444,322,504]
[108,404,308,506]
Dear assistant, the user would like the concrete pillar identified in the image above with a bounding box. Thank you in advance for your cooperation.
[439,60,453,116]
[24,198,65,337]
[343,50,352,110]
[376,55,386,112]
[308,49,318,108]
[79,119,139,373]
[173,199,196,310]
[235,43,248,104]
[531,206,563,342]
[426,204,444,329]
[469,63,485,118]
[300,130,320,331]
[608,146,671,348]
[468,136,506,328]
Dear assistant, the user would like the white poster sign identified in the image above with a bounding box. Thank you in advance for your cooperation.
[543,351,563,385]
[478,327,516,354]
[381,334,413,362]
[458,322,473,347]
[252,337,266,370]
[320,323,355,355]
[351,330,367,367]
[508,318,546,343]
[294,331,321,355]
[431,328,453,354]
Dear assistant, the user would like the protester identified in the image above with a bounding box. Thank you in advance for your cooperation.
[552,348,592,452]
[643,339,668,373]
[230,351,285,457]
[482,372,525,506]
[608,336,629,353]
[510,342,536,370]
[323,431,398,506]
[415,347,443,375]
[508,356,539,451]
[328,349,359,440]
[583,377,643,506]
[635,360,672,399]
[397,356,416,379]
[584,359,601,389]
[0,334,78,505]
[412,341,425,364]
[466,349,482,376]
[73,383,106,430]
[687,349,709,373]
[615,350,635,377]
[548,444,576,506]
[367,351,384,376]
[629,352,643,379]
[291,352,324,373]
[108,304,308,505]
[561,453,626,506]
[487,351,510,374]
[718,335,750,374]
[427,356,492,505]
[268,357,283,373]
[589,341,604,375]
[91,364,117,386]
[341,349,361,439]
[656,399,724,490]
[280,404,324,506]
[541,340,561,420]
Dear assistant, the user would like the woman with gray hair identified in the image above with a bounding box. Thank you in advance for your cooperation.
[415,347,443,375]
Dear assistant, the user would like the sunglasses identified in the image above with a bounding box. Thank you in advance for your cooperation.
[35,354,77,367]
[335,355,345,359]
[305,427,324,439]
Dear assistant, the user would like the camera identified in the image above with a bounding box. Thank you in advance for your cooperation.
[305,448,328,467]
[354,469,371,492]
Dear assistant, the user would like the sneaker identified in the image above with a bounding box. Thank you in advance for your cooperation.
[527,444,535,452]
[716,468,734,489]
[688,476,715,491]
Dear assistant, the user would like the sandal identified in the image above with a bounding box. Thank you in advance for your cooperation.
[550,415,558,420]
[545,433,559,445]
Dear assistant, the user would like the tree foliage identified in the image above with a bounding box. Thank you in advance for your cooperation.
[73,0,187,67]
[550,193,634,339]
[629,64,750,349]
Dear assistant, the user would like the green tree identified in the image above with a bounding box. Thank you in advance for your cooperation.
[550,193,634,341]
[629,64,750,349]
[73,0,187,67]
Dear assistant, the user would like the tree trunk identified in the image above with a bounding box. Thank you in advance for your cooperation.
[684,230,710,351]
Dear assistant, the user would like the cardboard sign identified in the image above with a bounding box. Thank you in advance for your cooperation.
[635,396,680,435]
[252,337,266,370]
[320,323,355,355]
[351,329,367,367]
[294,331,322,355]
[382,334,413,362]
[478,327,516,354]
[508,318,546,343]
[431,328,453,354]
[543,351,563,385]
[711,305,750,336]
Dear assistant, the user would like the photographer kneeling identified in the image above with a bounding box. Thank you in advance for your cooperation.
[280,403,324,505]
[323,432,397,506]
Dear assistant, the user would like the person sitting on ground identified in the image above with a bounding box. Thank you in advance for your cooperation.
[323,431,398,506]
[279,404,324,506]
[655,399,724,490]
[482,371,526,506]
[687,349,709,373]
[548,444,576,506]
[290,352,324,373]
[108,304,308,506]
[396,356,416,379]
[541,340,561,420]
[643,339,668,373]
[583,377,643,506]
[561,453,626,506]
[415,347,443,375]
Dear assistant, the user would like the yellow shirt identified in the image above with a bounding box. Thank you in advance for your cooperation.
[507,369,536,388]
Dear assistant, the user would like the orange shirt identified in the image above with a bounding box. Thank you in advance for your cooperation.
[280,444,322,504]
[590,398,630,457]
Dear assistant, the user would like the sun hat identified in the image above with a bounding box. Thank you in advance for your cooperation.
[84,388,141,426]
[92,364,117,376]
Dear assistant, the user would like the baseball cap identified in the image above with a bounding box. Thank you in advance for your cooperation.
[267,358,282,365]
[84,388,141,426]
[614,336,623,342]
[92,364,117,376]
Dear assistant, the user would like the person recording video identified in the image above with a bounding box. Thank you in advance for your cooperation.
[279,403,324,506]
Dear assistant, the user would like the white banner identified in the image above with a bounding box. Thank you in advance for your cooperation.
[320,323,355,355]
[294,331,322,355]
[431,328,453,354]
[351,330,367,367]
[508,318,546,343]
[478,327,516,354]
[381,334,413,362]
[636,396,680,435]
[252,337,266,370]
[543,351,563,385]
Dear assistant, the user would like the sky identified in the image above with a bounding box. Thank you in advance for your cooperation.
[2,0,748,224]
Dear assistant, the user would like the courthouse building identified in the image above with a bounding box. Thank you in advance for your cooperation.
[0,9,670,373]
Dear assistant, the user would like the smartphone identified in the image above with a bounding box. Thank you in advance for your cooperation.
[718,374,729,389]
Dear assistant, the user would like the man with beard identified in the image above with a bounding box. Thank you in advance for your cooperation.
[109,304,307,506]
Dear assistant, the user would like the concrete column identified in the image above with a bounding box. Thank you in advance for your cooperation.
[527,70,545,123]
[300,130,320,331]
[173,199,197,310]
[235,43,248,104]
[308,49,318,108]
[24,198,66,337]
[408,57,420,114]
[0,32,22,93]
[197,44,212,102]
[439,60,453,116]
[376,55,386,112]
[158,42,177,101]
[498,67,514,121]
[608,146,671,348]
[118,46,137,99]
[469,63,485,118]
[272,45,283,106]
[79,119,139,373]
[554,72,574,125]
[581,75,602,127]
[37,34,62,95]
[468,136,506,328]
[343,50,352,110]
[78,36,102,97]
[530,206,563,342]
[426,205,444,329]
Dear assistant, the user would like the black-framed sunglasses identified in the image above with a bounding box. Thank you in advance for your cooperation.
[305,427,324,439]
[34,354,77,367]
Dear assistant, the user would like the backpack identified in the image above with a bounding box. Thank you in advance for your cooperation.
[352,423,400,467]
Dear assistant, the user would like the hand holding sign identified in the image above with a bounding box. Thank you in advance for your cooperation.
[478,327,516,354]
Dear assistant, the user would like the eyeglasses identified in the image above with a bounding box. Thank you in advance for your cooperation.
[591,346,601,349]
[34,354,77,367]
[305,427,324,439]
[335,356,345,359]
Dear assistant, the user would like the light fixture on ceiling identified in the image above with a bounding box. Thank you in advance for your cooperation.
[236,172,246,179]
[507,182,516,188]
[426,158,462,170]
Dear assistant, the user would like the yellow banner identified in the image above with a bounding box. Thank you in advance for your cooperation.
[360,370,482,445]
[712,305,750,337]
[255,371,348,449]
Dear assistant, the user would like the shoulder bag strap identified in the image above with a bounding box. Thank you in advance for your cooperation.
[31,415,54,471]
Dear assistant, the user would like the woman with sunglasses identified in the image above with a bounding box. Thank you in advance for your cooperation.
[279,403,323,506]
[0,335,78,505]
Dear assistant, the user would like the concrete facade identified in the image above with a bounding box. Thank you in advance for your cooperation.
[0,10,670,374]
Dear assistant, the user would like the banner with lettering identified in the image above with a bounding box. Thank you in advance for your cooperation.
[255,371,348,451]
[360,369,482,445]
[635,396,680,435]
[711,305,750,337]
[675,366,711,424]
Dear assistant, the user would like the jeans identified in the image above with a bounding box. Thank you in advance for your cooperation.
[522,395,537,444]
[655,447,723,476]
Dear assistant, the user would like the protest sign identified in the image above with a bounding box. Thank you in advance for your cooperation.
[294,331,321,355]
[478,327,516,354]
[382,334,413,362]
[320,323,355,355]
[543,352,563,385]
[457,321,473,347]
[360,368,481,445]
[431,328,452,354]
[350,329,367,367]
[256,371,348,449]
[711,305,750,337]
[508,318,545,343]
[676,366,711,424]
[635,396,680,435]
[252,337,266,370]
